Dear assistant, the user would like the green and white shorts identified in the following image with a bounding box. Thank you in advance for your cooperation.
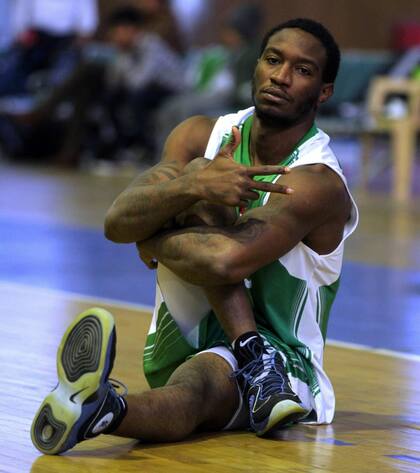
[143,265,323,427]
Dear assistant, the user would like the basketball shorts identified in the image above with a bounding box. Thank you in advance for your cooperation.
[143,265,332,427]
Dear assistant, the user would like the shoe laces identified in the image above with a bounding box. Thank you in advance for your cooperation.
[109,378,128,397]
[232,348,288,399]
[231,341,266,385]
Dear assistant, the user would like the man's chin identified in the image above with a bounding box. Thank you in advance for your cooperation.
[254,106,295,128]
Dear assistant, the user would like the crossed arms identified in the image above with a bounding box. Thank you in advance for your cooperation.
[105,115,349,285]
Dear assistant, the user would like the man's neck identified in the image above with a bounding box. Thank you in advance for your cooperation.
[250,113,315,166]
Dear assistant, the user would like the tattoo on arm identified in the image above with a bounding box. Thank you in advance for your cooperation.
[129,161,181,187]
[194,217,265,238]
[229,218,266,242]
[160,218,267,258]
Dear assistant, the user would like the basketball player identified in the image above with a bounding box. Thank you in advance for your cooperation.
[31,18,358,454]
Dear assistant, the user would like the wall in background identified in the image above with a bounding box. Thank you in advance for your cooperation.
[98,0,420,50]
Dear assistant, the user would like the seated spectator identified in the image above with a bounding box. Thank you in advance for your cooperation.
[0,0,98,96]
[138,0,186,54]
[154,3,263,156]
[1,5,185,166]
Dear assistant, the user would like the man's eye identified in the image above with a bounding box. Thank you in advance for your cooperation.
[266,57,279,65]
[297,66,311,75]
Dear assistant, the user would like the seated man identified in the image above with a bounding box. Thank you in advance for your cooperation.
[30,18,358,455]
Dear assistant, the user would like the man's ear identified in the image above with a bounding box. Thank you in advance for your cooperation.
[318,83,334,105]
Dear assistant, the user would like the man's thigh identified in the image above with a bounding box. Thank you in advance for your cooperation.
[166,351,245,431]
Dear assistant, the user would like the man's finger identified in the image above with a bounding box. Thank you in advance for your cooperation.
[251,180,294,194]
[141,255,158,269]
[219,126,241,158]
[242,189,261,201]
[146,259,158,270]
[246,165,291,176]
[136,243,158,269]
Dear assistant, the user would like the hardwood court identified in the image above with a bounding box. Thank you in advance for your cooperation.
[0,162,419,473]
[1,283,419,473]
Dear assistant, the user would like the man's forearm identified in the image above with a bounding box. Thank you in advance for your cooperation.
[141,219,266,286]
[105,166,200,244]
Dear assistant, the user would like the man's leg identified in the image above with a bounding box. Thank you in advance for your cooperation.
[178,157,258,343]
[31,308,239,455]
[114,352,239,442]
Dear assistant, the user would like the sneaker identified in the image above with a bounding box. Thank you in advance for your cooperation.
[31,307,127,455]
[234,335,308,436]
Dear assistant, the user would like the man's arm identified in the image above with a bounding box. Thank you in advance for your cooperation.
[138,165,351,285]
[104,115,214,243]
[105,120,292,244]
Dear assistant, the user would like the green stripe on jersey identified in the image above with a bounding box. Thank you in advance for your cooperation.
[317,279,340,341]
[220,115,318,210]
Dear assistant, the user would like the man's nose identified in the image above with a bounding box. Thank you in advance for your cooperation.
[270,63,292,86]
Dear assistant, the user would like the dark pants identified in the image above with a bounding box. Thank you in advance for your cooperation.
[0,29,77,97]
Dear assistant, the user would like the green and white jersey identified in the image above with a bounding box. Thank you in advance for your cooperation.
[205,106,359,422]
[143,107,358,425]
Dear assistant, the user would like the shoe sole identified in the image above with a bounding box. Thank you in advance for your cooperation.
[31,307,116,455]
[255,399,308,437]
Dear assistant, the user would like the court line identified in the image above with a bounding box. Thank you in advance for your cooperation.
[0,280,155,314]
[1,279,419,363]
[327,339,420,363]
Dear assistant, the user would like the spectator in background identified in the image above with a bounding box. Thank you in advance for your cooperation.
[220,3,264,109]
[3,6,185,166]
[138,0,186,54]
[0,0,98,96]
[154,3,263,156]
[105,5,185,159]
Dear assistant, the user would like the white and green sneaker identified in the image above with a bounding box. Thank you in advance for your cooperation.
[31,307,127,455]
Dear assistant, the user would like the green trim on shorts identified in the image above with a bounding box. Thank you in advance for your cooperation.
[144,302,319,397]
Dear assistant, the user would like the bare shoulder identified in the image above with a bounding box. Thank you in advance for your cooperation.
[162,115,217,165]
[268,163,351,222]
[124,116,217,190]
[257,164,352,254]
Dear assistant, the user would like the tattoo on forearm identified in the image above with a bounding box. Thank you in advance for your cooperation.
[228,218,266,243]
[155,168,179,180]
[163,218,266,255]
[130,161,180,187]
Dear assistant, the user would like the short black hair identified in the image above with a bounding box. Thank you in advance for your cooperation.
[107,6,145,28]
[259,18,341,83]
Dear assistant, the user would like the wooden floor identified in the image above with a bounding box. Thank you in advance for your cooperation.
[0,161,420,473]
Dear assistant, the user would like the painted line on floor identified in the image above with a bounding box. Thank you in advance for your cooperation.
[1,279,419,363]
[327,339,420,363]
[0,280,155,314]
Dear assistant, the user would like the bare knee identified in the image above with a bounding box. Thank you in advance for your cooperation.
[167,353,239,431]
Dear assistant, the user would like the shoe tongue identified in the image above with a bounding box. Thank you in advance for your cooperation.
[234,333,266,367]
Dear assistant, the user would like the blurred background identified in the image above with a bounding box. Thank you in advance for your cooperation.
[0,0,420,356]
[0,0,418,191]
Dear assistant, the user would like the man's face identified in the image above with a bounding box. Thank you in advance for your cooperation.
[252,28,333,127]
[108,24,139,50]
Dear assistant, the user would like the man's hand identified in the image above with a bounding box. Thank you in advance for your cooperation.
[136,241,158,270]
[192,126,294,208]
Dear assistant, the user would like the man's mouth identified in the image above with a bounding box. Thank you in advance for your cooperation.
[261,87,292,103]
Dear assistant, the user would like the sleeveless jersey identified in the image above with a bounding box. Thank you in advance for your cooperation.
[204,106,359,422]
